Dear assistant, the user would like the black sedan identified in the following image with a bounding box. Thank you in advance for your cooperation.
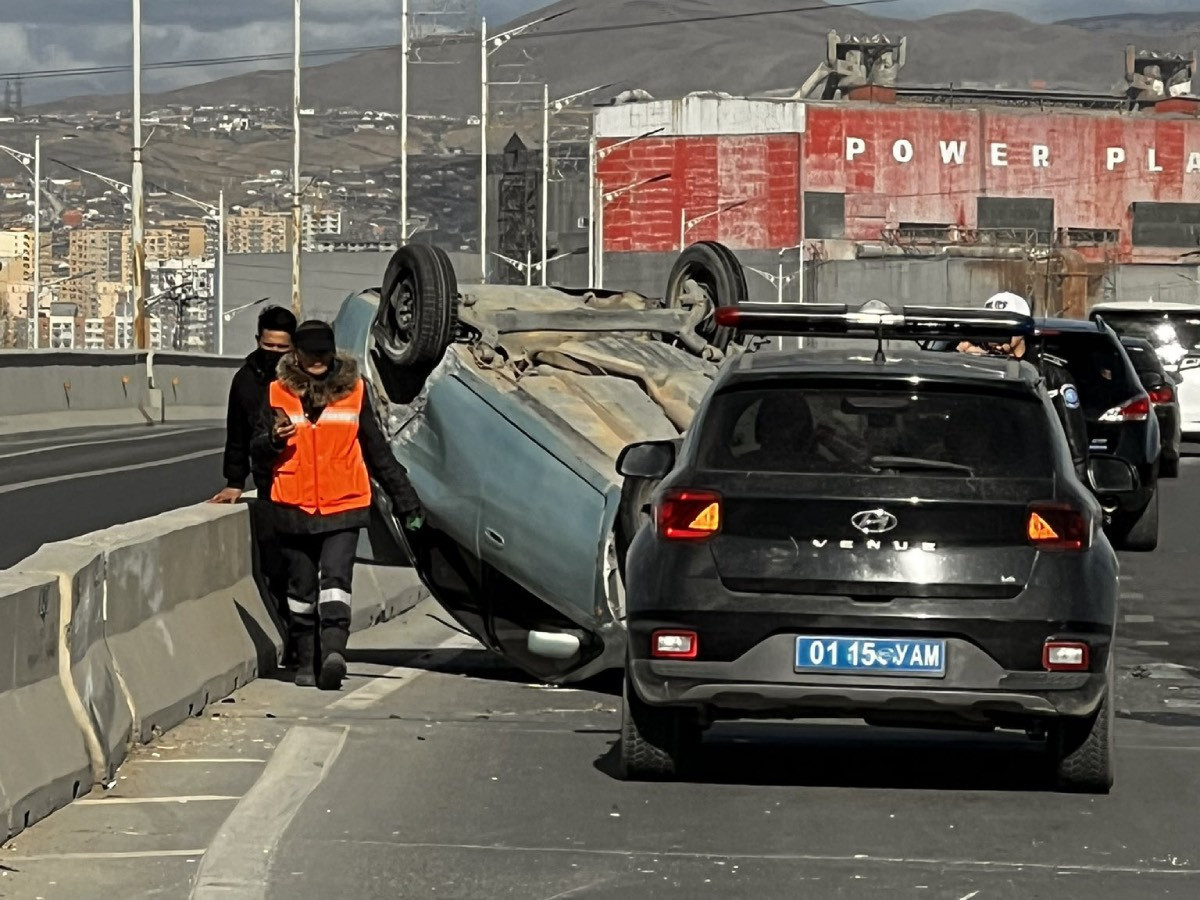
[616,301,1121,793]
[1120,335,1182,478]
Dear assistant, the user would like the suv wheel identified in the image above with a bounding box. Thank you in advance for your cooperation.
[1117,488,1159,552]
[1049,664,1115,794]
[619,672,699,780]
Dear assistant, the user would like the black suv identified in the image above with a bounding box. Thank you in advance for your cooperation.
[617,301,1121,793]
[1034,318,1160,550]
[1120,336,1181,479]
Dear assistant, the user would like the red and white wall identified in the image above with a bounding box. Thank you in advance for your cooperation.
[593,95,1200,264]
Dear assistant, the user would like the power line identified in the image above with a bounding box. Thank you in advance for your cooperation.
[2,0,894,83]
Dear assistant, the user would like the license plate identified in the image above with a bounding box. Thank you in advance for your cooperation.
[794,636,946,677]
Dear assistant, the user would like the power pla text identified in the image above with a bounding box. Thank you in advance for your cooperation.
[843,137,1200,173]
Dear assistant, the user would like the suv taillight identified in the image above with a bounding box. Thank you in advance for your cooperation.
[654,489,722,540]
[1027,503,1089,551]
[1098,394,1151,422]
[1148,385,1174,405]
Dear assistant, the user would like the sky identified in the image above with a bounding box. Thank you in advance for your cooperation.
[2,0,1194,104]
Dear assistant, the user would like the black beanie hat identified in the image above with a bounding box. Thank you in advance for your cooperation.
[293,320,336,356]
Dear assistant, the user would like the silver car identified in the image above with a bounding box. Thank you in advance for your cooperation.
[333,242,752,683]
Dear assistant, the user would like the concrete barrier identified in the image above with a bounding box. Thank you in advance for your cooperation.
[0,499,426,841]
[0,349,241,433]
[0,571,93,841]
[12,544,133,786]
[70,505,273,744]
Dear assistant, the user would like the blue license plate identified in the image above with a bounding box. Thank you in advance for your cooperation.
[794,636,946,677]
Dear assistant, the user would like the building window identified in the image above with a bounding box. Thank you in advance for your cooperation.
[1131,203,1200,248]
[977,197,1054,244]
[804,191,845,239]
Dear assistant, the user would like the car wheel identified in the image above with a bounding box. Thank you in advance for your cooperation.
[1048,663,1115,794]
[1116,488,1159,552]
[1160,456,1179,479]
[662,241,748,352]
[619,672,699,780]
[373,244,458,369]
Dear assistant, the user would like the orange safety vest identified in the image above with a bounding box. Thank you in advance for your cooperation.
[268,378,371,516]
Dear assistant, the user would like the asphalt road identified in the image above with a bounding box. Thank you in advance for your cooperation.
[0,422,227,568]
[5,459,1200,898]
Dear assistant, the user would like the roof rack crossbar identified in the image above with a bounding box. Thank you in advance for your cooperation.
[714,301,1032,343]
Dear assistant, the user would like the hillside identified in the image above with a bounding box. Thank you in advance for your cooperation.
[38,3,1200,118]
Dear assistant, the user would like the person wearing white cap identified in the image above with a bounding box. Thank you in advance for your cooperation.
[955,291,1090,480]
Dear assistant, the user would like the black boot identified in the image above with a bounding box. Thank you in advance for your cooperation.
[317,621,349,691]
[293,630,317,687]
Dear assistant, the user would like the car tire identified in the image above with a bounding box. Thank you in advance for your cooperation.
[1049,663,1115,794]
[1117,488,1159,552]
[662,241,748,352]
[619,672,699,780]
[373,244,458,369]
[1160,456,1179,479]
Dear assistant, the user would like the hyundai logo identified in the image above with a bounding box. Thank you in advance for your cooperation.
[851,509,898,534]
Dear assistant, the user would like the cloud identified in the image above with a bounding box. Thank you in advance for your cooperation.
[5,0,543,103]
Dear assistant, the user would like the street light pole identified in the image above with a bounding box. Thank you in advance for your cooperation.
[587,133,595,287]
[217,188,225,354]
[32,134,40,349]
[479,16,488,283]
[131,0,148,349]
[291,0,303,318]
[400,0,409,245]
[541,82,549,286]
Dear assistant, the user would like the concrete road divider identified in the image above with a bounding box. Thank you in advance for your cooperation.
[0,571,93,841]
[67,505,275,744]
[12,544,133,788]
[0,350,242,433]
[0,499,426,841]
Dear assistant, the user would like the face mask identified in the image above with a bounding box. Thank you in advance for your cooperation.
[254,347,287,369]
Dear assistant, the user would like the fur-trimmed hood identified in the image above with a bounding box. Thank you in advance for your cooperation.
[276,351,360,407]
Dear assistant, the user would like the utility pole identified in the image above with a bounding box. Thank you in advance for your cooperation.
[479,16,488,283]
[131,0,149,349]
[217,188,225,354]
[400,0,409,244]
[291,0,302,318]
[541,83,549,286]
[32,134,40,349]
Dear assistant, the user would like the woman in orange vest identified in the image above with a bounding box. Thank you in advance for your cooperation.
[251,320,423,689]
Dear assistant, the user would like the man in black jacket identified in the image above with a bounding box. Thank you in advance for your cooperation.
[210,305,298,503]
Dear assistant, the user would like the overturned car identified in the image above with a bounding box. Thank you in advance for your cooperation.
[333,242,753,683]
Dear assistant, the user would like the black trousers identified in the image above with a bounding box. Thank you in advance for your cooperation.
[279,528,358,657]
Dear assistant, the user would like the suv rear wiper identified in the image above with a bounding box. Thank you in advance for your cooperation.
[869,455,974,476]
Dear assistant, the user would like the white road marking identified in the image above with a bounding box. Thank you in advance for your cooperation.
[326,633,480,711]
[1136,640,1170,647]
[1122,591,1146,601]
[0,448,221,495]
[0,426,210,460]
[1124,614,1155,623]
[320,839,1200,876]
[138,758,268,764]
[0,849,207,862]
[76,795,242,804]
[189,725,348,900]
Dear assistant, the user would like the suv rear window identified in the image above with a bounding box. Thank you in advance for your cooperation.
[698,385,1055,477]
[1097,311,1200,359]
[1038,332,1140,416]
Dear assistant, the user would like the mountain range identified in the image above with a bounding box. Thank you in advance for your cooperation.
[36,1,1200,118]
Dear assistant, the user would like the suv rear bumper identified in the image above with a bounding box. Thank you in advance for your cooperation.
[628,632,1109,724]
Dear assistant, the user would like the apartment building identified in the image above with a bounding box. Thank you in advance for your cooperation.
[302,206,343,251]
[65,229,127,315]
[126,220,208,265]
[226,209,291,254]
